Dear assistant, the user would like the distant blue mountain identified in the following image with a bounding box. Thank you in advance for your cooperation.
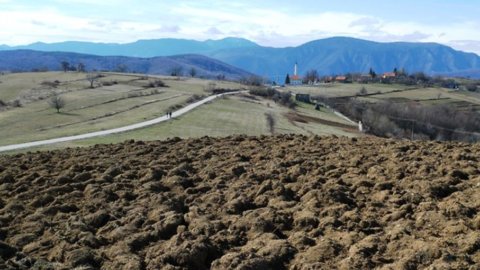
[1,37,480,78]
[0,50,253,80]
[0,37,259,57]
[207,37,480,78]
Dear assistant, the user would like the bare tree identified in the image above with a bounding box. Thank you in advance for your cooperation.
[48,94,65,113]
[303,69,319,84]
[170,66,183,77]
[86,73,100,88]
[61,61,70,72]
[77,63,86,72]
[265,112,276,134]
[189,67,197,77]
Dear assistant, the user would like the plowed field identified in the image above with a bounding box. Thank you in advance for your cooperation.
[0,135,479,269]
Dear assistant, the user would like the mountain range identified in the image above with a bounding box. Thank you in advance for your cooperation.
[0,50,252,80]
[1,37,480,78]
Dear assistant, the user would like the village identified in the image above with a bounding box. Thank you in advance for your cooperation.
[278,63,419,86]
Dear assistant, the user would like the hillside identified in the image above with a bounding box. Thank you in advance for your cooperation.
[0,135,479,269]
[3,37,480,77]
[0,50,253,79]
[208,37,480,78]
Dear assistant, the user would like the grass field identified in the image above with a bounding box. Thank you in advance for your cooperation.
[285,82,480,112]
[4,94,359,153]
[0,72,359,153]
[284,83,412,97]
[0,72,244,145]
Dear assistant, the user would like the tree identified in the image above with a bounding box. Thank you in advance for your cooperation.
[77,63,86,72]
[115,64,128,73]
[369,68,376,78]
[189,67,197,77]
[170,66,183,77]
[241,75,263,86]
[86,73,100,88]
[48,94,65,113]
[304,69,319,84]
[285,74,291,85]
[61,61,70,72]
[264,112,276,134]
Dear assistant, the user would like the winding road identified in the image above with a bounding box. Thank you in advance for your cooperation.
[0,91,244,153]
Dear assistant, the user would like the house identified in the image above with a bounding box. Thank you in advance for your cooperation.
[382,72,396,79]
[335,76,347,82]
[357,74,372,83]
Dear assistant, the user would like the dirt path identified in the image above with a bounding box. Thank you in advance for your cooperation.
[0,91,244,152]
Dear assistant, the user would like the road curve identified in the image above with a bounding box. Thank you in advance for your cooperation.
[0,91,244,153]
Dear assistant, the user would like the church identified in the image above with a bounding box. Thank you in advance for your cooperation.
[290,62,303,85]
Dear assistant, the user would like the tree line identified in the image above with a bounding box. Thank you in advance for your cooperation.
[316,95,480,142]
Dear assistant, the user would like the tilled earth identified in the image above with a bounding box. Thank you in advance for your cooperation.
[0,135,480,269]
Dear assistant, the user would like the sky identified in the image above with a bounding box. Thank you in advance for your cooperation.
[0,0,479,55]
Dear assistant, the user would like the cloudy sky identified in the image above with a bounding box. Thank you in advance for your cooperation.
[1,0,479,54]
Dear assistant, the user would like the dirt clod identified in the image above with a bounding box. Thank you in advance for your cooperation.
[0,135,479,269]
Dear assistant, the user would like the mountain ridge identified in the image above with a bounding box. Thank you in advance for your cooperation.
[0,50,253,79]
[1,37,480,78]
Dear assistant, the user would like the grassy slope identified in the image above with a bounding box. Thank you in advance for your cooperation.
[284,83,411,97]
[285,82,480,111]
[0,72,358,153]
[0,72,243,145]
[3,95,359,153]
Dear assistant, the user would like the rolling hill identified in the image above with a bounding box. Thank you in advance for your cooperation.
[0,50,253,79]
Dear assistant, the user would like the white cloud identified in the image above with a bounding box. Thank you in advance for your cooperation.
[0,2,479,55]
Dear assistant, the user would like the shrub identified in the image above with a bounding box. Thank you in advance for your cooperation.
[127,92,142,98]
[102,80,118,86]
[186,94,204,104]
[466,84,478,92]
[357,86,368,95]
[204,82,217,92]
[145,79,166,88]
[249,87,276,97]
[10,99,22,107]
[240,75,263,86]
[250,87,296,108]
[41,80,60,88]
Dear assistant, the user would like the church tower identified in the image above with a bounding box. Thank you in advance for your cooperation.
[291,62,302,85]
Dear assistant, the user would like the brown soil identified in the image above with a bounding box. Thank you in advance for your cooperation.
[0,135,479,269]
